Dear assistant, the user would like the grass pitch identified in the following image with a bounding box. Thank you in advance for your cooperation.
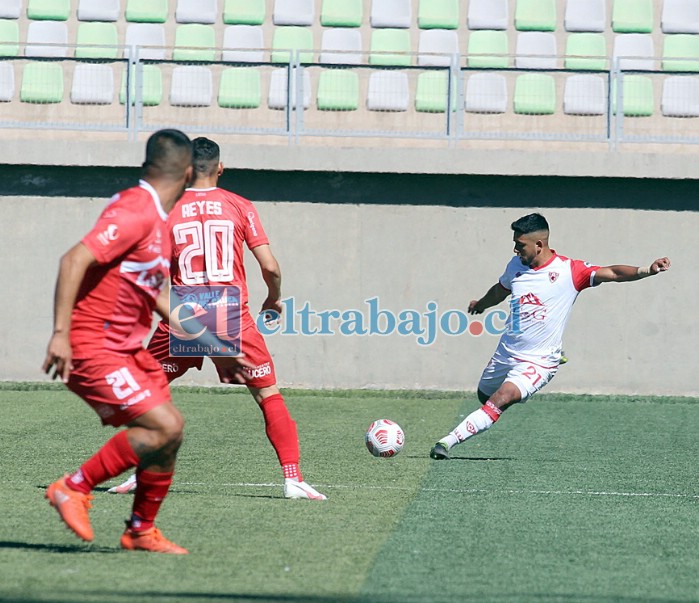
[0,384,697,603]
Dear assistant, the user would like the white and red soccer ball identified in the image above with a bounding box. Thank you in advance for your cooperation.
[365,419,404,458]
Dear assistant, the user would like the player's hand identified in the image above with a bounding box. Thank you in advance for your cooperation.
[650,257,671,274]
[42,332,73,383]
[468,299,483,315]
[213,355,256,385]
[259,297,283,326]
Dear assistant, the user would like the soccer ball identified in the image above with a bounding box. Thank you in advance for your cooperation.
[365,419,404,458]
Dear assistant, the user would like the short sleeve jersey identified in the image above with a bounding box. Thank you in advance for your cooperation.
[71,181,171,358]
[167,187,269,308]
[497,253,600,363]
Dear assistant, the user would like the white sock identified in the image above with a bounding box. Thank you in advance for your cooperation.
[442,403,500,448]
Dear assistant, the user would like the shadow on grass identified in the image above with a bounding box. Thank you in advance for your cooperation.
[0,540,118,554]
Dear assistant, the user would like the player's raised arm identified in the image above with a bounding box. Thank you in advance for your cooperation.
[251,244,282,317]
[43,242,97,382]
[468,282,511,315]
[593,257,671,285]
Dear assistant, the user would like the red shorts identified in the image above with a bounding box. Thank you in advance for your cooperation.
[147,319,277,388]
[67,348,171,427]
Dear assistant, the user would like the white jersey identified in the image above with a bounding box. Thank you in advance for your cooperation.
[497,253,600,365]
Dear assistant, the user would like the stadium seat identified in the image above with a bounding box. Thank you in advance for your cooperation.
[467,30,508,68]
[371,0,411,29]
[170,65,212,106]
[25,21,67,57]
[27,0,69,20]
[0,61,14,101]
[317,69,359,110]
[271,26,314,63]
[320,28,362,65]
[563,74,606,115]
[515,32,557,69]
[75,22,118,59]
[176,0,217,24]
[173,24,216,62]
[70,63,114,104]
[0,18,18,56]
[613,34,654,70]
[366,70,409,111]
[513,73,556,114]
[119,64,162,105]
[321,0,362,28]
[369,28,411,66]
[415,70,453,112]
[0,0,21,19]
[124,23,166,60]
[662,0,699,34]
[467,0,507,30]
[417,29,458,67]
[223,0,264,25]
[268,66,311,109]
[125,0,167,23]
[21,62,63,102]
[661,75,699,116]
[662,34,699,72]
[273,0,314,26]
[564,0,605,33]
[418,0,459,30]
[612,0,653,33]
[222,25,264,62]
[218,66,260,107]
[515,0,556,32]
[612,75,654,116]
[565,33,607,71]
[77,0,120,22]
[464,72,507,113]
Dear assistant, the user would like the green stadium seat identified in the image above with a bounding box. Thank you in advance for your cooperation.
[321,0,362,27]
[662,35,699,72]
[612,75,654,116]
[271,26,314,63]
[218,67,261,108]
[612,0,653,33]
[415,71,456,112]
[125,0,168,23]
[418,0,459,30]
[75,22,118,59]
[21,62,63,103]
[0,19,19,57]
[173,24,216,62]
[514,73,556,114]
[369,29,412,66]
[27,0,70,21]
[317,69,359,110]
[515,0,557,32]
[565,33,607,70]
[223,0,265,25]
[467,30,508,68]
[119,64,162,106]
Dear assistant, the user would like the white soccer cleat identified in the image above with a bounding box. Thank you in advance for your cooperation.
[283,479,327,500]
[107,473,137,494]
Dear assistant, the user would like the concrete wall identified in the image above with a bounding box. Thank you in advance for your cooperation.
[2,186,695,396]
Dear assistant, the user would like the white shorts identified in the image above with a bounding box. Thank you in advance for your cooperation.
[478,350,558,402]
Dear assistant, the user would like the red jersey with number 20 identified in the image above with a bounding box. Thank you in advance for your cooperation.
[71,180,171,358]
[167,187,269,308]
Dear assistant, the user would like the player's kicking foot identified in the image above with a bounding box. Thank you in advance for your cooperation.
[430,441,451,460]
[283,479,327,500]
[107,474,137,494]
[120,524,189,555]
[45,475,95,542]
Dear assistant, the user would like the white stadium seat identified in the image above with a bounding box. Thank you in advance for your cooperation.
[176,0,217,24]
[25,21,68,58]
[77,0,120,22]
[661,76,699,116]
[371,0,411,29]
[268,67,311,109]
[613,34,655,70]
[0,62,14,101]
[515,32,557,70]
[170,66,213,107]
[565,0,606,33]
[124,23,166,60]
[465,72,507,113]
[662,0,699,34]
[417,29,459,67]
[467,0,508,30]
[320,28,362,65]
[0,0,21,19]
[563,74,606,115]
[71,64,114,104]
[366,70,409,111]
[273,0,314,26]
[222,25,264,62]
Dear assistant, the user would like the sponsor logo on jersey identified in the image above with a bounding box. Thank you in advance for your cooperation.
[245,362,272,380]
[247,211,259,236]
[97,224,119,246]
[519,292,544,306]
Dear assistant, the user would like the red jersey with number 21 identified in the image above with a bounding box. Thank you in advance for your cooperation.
[71,181,171,358]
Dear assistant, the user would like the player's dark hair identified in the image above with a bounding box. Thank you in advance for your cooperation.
[192,137,220,177]
[143,129,192,179]
[511,213,549,235]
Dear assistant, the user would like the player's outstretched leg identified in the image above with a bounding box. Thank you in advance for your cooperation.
[107,473,137,494]
[431,400,503,460]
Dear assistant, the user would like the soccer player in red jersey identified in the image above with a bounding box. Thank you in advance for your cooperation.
[431,213,671,459]
[109,137,326,500]
[42,130,251,554]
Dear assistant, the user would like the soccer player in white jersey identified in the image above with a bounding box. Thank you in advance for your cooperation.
[430,213,671,460]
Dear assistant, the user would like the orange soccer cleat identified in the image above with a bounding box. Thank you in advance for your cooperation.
[45,475,95,542]
[120,525,189,555]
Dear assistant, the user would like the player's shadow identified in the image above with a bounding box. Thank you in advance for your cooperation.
[0,540,118,554]
[405,455,516,461]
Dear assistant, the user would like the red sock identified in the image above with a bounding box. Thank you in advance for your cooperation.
[259,393,301,479]
[67,431,140,494]
[130,469,173,532]
[482,400,503,423]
